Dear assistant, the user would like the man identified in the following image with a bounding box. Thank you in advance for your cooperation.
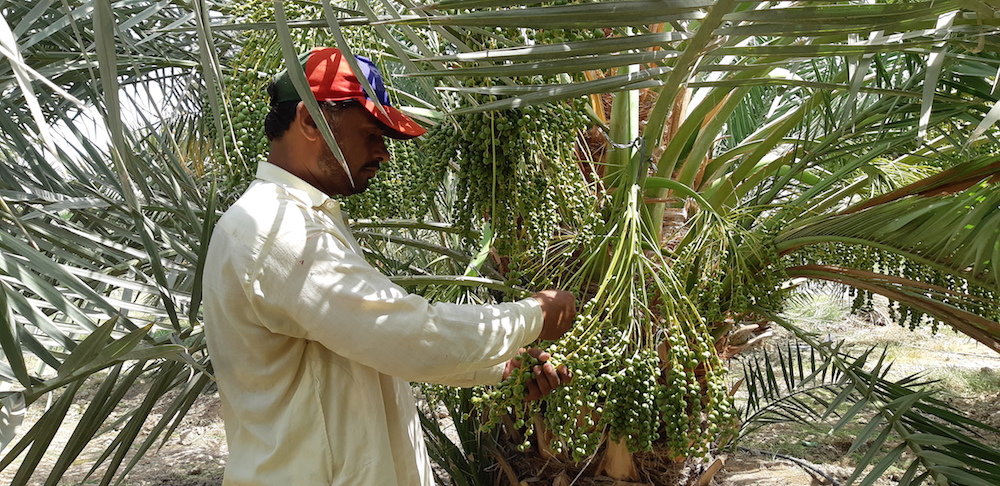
[202,47,576,486]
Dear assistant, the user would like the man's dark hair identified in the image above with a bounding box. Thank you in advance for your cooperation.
[264,81,362,141]
[264,81,299,141]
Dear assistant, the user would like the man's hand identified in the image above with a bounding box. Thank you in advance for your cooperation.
[532,290,576,341]
[503,348,573,401]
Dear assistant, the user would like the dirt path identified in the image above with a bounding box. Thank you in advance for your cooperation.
[722,454,853,486]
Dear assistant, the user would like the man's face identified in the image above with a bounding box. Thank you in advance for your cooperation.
[313,104,390,197]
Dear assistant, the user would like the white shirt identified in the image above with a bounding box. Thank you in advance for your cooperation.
[202,162,543,486]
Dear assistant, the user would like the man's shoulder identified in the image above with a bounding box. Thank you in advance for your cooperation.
[222,181,313,225]
[212,182,317,251]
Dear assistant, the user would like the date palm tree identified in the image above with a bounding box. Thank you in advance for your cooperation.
[377,1,1000,483]
[2,1,1000,485]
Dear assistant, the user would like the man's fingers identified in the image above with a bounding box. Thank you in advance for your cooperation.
[525,348,550,361]
[509,347,527,367]
[533,365,553,396]
[515,347,573,401]
[537,363,560,389]
[525,380,542,401]
[557,364,573,383]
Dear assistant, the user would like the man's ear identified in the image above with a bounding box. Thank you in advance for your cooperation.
[295,102,323,142]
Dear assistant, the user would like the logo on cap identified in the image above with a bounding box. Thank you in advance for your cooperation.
[272,48,426,139]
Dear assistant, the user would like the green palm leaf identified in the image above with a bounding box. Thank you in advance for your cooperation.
[744,314,1000,486]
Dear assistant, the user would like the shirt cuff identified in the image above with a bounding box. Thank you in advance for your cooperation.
[434,362,508,387]
[517,297,545,344]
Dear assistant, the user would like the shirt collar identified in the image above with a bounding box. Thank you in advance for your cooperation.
[255,162,333,210]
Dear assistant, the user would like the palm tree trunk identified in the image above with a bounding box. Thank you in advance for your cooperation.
[597,436,639,481]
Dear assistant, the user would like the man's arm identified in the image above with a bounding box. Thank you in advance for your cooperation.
[399,291,578,388]
[251,223,574,382]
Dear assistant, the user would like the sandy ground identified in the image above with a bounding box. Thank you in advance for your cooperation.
[3,389,857,486]
[0,389,228,486]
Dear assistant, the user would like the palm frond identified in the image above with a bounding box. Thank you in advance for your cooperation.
[0,1,221,483]
[743,312,1000,486]
[777,181,1000,293]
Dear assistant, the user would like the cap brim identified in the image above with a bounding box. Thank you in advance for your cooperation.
[360,98,427,140]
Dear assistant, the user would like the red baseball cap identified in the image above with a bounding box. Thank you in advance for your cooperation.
[272,47,426,139]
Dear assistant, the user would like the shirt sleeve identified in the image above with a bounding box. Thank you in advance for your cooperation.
[246,218,544,384]
[427,362,508,387]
